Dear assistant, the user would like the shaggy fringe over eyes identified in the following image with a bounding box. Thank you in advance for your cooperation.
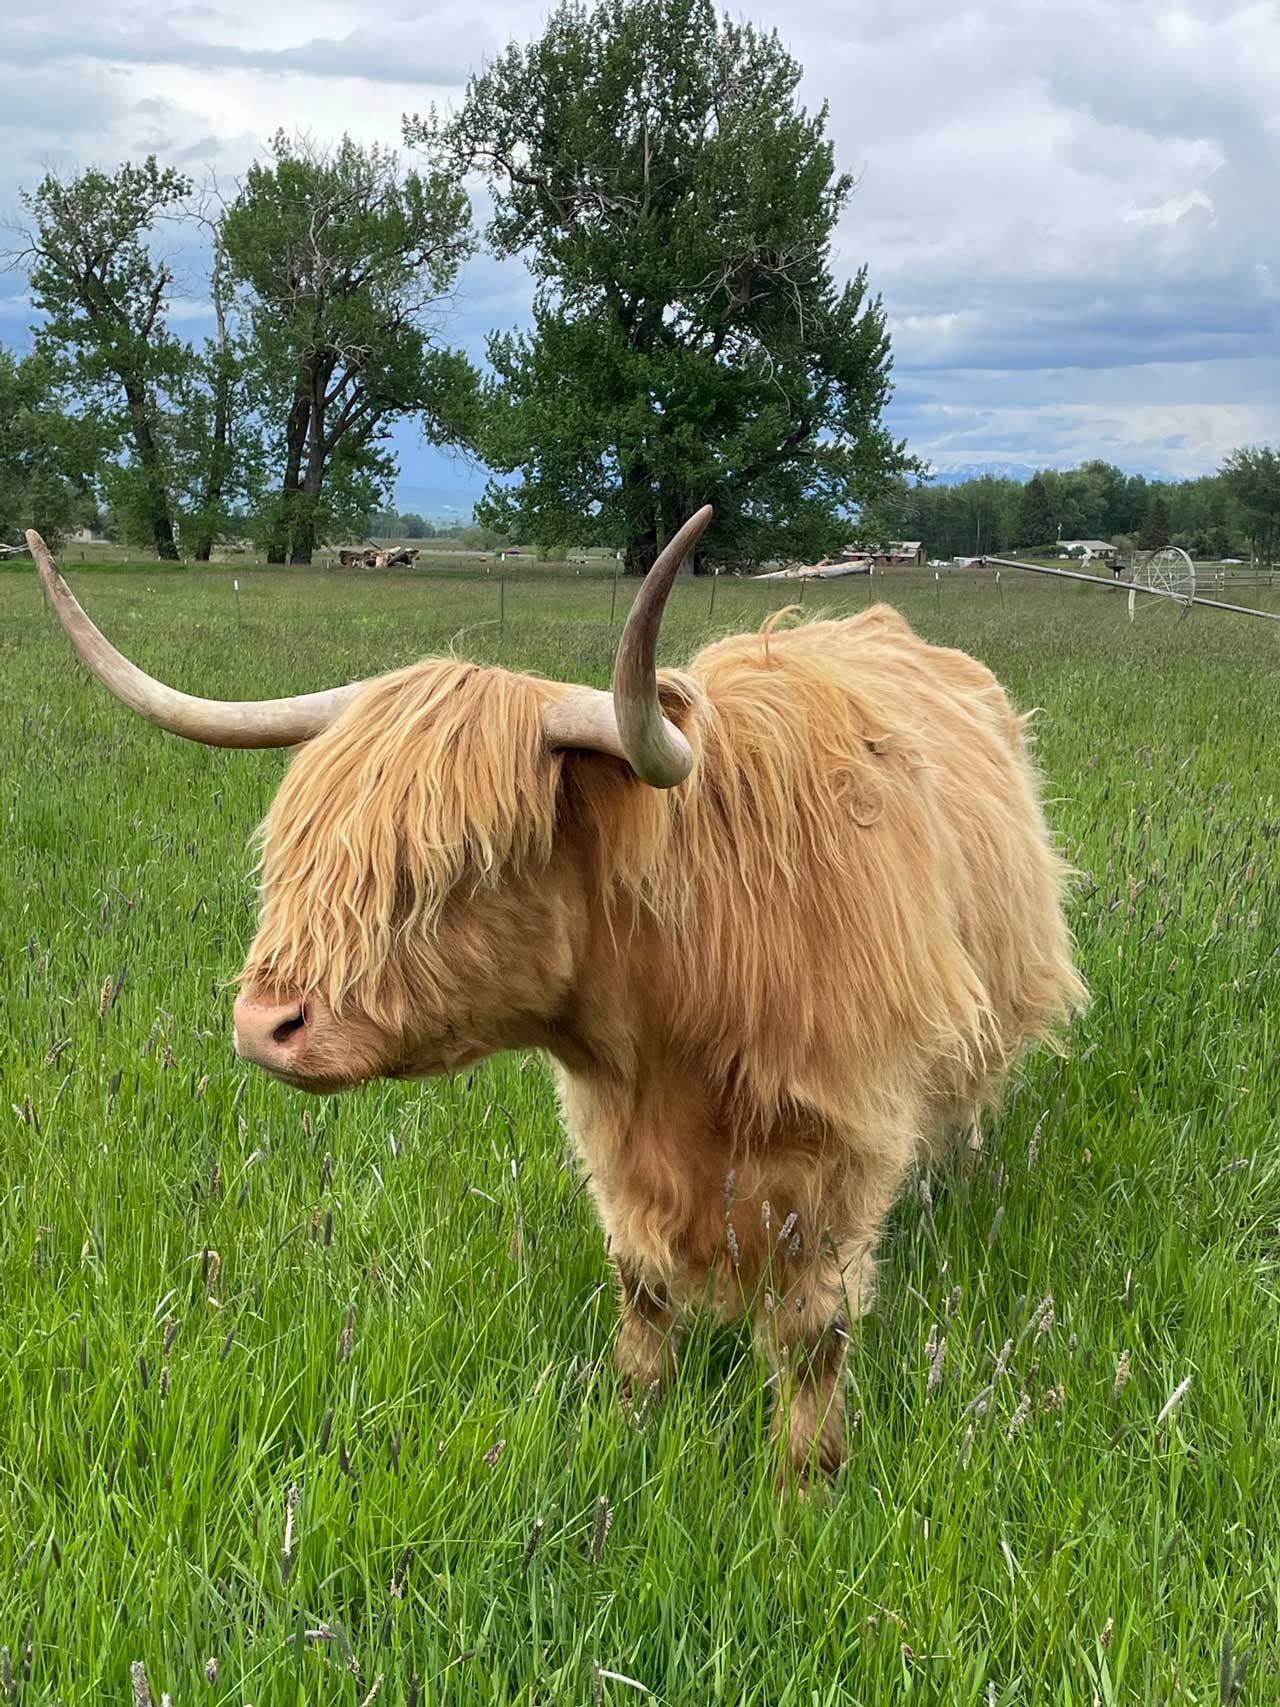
[242,658,565,1026]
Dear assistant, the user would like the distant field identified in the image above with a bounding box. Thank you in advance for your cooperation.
[2,562,1279,1703]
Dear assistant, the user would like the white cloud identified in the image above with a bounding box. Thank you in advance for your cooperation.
[1,0,1275,489]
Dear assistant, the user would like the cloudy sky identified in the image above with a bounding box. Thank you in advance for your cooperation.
[3,0,1277,508]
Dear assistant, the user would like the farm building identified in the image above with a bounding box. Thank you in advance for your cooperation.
[1060,538,1116,562]
[880,540,923,566]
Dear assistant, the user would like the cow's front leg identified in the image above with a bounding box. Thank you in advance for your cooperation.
[756,1250,853,1485]
[613,1255,683,1404]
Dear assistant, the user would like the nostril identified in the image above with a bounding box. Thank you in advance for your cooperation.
[271,1006,307,1047]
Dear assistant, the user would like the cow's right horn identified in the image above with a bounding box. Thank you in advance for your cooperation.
[541,505,711,788]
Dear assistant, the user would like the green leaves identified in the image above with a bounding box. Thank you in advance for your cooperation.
[1219,445,1280,566]
[413,0,912,569]
[221,133,479,563]
[1015,474,1058,551]
[13,158,194,558]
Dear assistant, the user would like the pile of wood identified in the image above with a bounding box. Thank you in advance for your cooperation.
[754,555,871,581]
[336,546,421,569]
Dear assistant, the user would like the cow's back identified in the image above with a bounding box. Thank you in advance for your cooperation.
[660,605,1083,1124]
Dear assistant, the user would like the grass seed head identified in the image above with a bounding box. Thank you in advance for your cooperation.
[1007,1393,1032,1440]
[1112,1349,1131,1400]
[927,1335,946,1394]
[589,1494,613,1563]
[338,1306,355,1363]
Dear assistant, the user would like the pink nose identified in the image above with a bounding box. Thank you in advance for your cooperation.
[233,990,311,1073]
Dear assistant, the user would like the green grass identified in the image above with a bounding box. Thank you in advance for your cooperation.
[2,561,1279,1705]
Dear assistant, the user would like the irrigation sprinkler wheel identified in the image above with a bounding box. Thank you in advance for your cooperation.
[1128,546,1196,622]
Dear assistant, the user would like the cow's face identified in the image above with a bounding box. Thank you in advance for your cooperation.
[232,661,580,1095]
[32,506,707,1091]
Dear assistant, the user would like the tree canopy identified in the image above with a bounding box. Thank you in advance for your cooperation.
[1014,473,1056,549]
[410,0,912,571]
[1138,496,1171,551]
[12,158,193,558]
[1219,447,1280,567]
[221,133,479,562]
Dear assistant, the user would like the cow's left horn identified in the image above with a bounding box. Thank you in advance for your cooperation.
[541,506,711,788]
[29,530,365,748]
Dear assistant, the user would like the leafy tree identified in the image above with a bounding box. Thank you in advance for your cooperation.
[1220,446,1280,567]
[221,133,478,564]
[0,348,97,542]
[11,159,193,559]
[178,188,258,561]
[1138,496,1170,551]
[1014,472,1056,548]
[411,0,912,572]
[399,511,428,538]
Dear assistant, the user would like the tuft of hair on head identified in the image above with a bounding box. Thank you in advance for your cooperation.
[242,657,568,1025]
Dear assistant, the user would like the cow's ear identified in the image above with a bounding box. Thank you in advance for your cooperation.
[553,676,700,825]
[656,674,698,735]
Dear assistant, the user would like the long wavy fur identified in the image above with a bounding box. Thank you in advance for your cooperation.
[245,605,1085,1134]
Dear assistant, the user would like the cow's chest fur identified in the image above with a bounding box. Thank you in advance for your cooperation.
[554,1062,871,1317]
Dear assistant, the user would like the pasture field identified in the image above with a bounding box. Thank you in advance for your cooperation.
[2,560,1279,1705]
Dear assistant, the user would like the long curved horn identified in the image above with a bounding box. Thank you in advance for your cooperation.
[541,505,711,787]
[29,530,364,749]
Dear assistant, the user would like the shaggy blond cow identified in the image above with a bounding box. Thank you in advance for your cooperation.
[31,509,1083,1481]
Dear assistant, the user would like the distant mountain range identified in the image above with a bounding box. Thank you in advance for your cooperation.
[924,462,1040,487]
[922,460,1171,487]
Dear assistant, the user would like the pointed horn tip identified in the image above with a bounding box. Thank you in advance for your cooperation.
[678,504,714,548]
[26,529,58,582]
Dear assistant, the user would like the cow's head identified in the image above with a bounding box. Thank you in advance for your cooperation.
[31,511,710,1093]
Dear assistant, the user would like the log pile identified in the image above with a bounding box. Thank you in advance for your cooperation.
[336,546,421,569]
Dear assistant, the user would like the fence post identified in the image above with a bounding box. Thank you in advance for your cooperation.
[500,574,506,630]
[708,569,717,620]
[609,557,620,627]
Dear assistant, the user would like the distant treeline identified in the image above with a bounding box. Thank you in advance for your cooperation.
[862,454,1280,565]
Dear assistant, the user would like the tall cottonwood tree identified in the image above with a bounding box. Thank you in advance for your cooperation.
[12,159,192,559]
[221,133,477,563]
[410,0,911,572]
[1219,446,1280,567]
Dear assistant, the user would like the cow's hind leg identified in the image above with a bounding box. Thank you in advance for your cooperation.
[614,1255,682,1406]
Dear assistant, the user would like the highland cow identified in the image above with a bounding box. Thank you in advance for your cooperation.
[31,509,1083,1482]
